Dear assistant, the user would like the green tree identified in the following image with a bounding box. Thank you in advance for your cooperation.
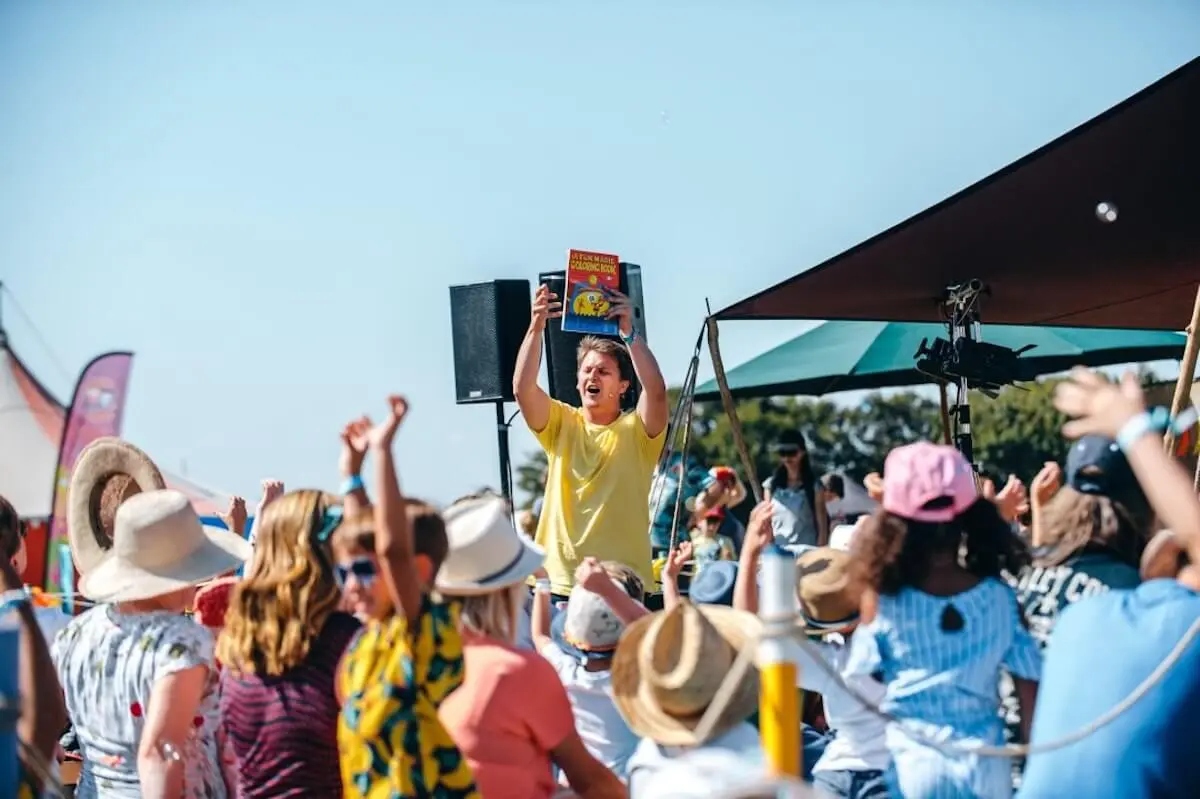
[969,379,1069,481]
[515,449,548,509]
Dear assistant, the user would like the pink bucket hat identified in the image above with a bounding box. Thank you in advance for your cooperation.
[882,442,977,523]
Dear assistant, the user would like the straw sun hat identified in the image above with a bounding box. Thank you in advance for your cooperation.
[67,437,168,576]
[795,547,862,632]
[78,490,251,604]
[612,601,761,747]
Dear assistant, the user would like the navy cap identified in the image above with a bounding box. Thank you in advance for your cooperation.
[687,560,737,606]
[1065,435,1137,497]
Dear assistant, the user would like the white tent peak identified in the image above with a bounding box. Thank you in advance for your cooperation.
[0,335,229,518]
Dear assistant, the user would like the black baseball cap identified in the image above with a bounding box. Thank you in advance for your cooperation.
[770,430,807,453]
[1066,435,1139,498]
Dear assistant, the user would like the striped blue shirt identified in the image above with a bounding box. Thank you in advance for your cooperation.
[846,578,1042,798]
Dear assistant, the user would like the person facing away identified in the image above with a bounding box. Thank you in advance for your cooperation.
[763,431,829,549]
[529,557,648,783]
[215,487,362,799]
[53,489,251,799]
[514,283,669,599]
[1018,368,1200,799]
[845,441,1041,799]
[436,495,626,799]
[333,399,479,799]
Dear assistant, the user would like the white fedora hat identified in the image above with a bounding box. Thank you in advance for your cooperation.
[436,496,544,596]
[79,489,251,604]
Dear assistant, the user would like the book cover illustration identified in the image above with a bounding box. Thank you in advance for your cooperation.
[562,249,621,336]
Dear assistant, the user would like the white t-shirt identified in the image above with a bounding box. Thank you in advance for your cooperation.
[540,643,639,780]
[795,633,890,775]
[626,722,761,797]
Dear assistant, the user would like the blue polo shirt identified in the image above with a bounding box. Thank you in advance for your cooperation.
[1019,579,1200,798]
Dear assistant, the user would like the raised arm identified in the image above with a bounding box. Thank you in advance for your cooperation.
[514,284,561,433]
[1055,368,1200,562]
[733,502,773,614]
[366,396,423,625]
[606,288,668,438]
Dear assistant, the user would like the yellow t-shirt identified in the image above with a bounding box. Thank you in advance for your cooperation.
[532,399,665,594]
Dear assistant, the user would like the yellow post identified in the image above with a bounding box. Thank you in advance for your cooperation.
[758,544,800,778]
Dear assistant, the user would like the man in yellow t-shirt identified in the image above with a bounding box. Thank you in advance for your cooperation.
[513,283,668,597]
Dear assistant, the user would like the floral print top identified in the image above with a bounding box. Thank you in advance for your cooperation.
[51,606,225,798]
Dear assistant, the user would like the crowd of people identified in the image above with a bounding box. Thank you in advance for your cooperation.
[1,285,1198,798]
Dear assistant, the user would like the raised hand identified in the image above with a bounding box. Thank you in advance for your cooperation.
[531,284,562,329]
[258,480,284,513]
[339,416,371,478]
[863,472,884,502]
[575,557,612,594]
[744,500,775,555]
[603,287,634,337]
[663,541,693,579]
[222,496,248,535]
[367,395,409,452]
[993,475,1028,523]
[1030,461,1062,509]
[1055,368,1147,440]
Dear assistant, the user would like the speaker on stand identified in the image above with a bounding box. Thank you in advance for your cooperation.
[538,263,647,411]
[448,279,533,502]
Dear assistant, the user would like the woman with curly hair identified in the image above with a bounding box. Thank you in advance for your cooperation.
[217,486,360,797]
[845,442,1041,799]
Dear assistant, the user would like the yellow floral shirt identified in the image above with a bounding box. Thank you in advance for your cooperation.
[337,597,479,799]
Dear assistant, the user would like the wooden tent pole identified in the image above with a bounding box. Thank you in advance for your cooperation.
[938,382,953,445]
[705,315,763,503]
[1164,284,1200,457]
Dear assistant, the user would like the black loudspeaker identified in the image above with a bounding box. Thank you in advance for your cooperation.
[538,263,647,410]
[449,280,532,404]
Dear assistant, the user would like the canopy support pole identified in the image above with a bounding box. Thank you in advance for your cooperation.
[705,314,763,503]
[1164,284,1200,466]
[938,382,953,445]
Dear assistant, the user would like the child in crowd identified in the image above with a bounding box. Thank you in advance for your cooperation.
[690,506,738,569]
[530,557,648,783]
[734,500,889,799]
[846,441,1041,799]
[334,398,479,798]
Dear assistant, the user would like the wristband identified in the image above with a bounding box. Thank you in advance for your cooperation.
[621,330,638,347]
[340,475,365,496]
[0,588,30,617]
[1115,407,1170,452]
[534,579,552,595]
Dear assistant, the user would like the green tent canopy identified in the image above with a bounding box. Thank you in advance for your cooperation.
[694,321,1186,400]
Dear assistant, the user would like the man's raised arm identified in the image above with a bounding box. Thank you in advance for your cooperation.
[513,283,561,433]
[606,288,668,438]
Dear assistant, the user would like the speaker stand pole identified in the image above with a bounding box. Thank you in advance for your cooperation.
[495,401,513,503]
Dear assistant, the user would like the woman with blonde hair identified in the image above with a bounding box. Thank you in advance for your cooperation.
[217,485,360,797]
[437,495,626,799]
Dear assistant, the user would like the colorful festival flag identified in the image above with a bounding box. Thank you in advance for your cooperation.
[43,352,134,596]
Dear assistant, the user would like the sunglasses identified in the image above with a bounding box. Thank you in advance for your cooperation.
[777,448,802,457]
[334,557,378,590]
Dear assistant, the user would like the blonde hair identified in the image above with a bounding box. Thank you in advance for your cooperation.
[217,489,342,676]
[1035,486,1154,569]
[459,583,525,643]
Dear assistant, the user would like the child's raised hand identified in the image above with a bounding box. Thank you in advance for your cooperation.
[258,479,285,513]
[993,475,1028,523]
[863,472,884,502]
[367,395,409,451]
[1030,461,1062,509]
[663,541,693,579]
[222,496,248,535]
[1055,367,1147,440]
[575,557,611,594]
[339,416,371,477]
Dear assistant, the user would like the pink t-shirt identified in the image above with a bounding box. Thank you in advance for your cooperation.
[439,629,575,799]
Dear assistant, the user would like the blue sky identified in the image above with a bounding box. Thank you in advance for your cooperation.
[1,2,1196,507]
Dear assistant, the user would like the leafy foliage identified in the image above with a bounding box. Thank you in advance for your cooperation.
[512,374,1154,508]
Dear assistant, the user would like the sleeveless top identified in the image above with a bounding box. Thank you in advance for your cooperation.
[763,476,818,548]
[337,597,479,799]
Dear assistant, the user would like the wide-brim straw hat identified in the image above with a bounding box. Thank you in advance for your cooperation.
[79,489,251,604]
[796,547,861,631]
[436,495,544,596]
[68,437,167,576]
[612,601,760,746]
